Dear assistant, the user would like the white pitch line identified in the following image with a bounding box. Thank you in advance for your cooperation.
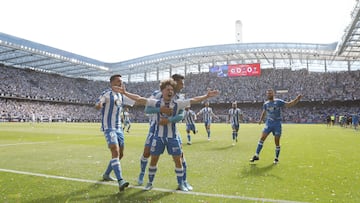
[0,168,308,203]
[0,137,97,147]
[0,141,49,147]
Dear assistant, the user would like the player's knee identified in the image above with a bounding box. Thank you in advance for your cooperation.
[143,151,150,158]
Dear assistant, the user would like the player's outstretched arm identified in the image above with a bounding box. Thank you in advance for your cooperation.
[285,94,302,108]
[212,112,219,120]
[115,85,147,105]
[189,90,219,104]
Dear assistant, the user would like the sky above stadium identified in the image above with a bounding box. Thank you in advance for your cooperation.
[1,0,356,62]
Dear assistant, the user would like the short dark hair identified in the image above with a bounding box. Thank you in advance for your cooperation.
[110,74,122,82]
[171,74,184,81]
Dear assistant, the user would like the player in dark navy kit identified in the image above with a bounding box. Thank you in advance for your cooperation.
[250,89,302,164]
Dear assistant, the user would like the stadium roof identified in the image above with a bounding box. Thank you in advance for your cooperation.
[1,1,360,82]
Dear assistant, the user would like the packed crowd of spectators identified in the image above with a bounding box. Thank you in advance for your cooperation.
[0,65,107,104]
[0,64,359,123]
[0,99,100,122]
[182,69,360,102]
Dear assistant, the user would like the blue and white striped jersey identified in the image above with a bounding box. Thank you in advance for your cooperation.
[148,90,181,124]
[228,108,242,125]
[184,109,196,125]
[147,98,190,138]
[198,107,215,122]
[96,89,135,131]
[123,111,131,123]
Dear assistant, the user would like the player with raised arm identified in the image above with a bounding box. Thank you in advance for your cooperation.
[118,78,219,191]
[250,89,302,164]
[137,85,182,186]
[137,74,194,191]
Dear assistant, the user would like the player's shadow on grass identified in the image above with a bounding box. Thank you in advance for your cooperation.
[242,163,277,177]
[25,182,106,203]
[188,140,209,145]
[113,187,172,203]
[25,181,171,203]
[212,145,234,151]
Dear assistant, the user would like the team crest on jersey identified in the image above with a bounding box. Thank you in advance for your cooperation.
[115,98,122,106]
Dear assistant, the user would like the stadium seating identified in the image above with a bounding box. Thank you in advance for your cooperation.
[1,64,359,123]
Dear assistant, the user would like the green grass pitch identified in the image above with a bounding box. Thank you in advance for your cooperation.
[0,122,359,203]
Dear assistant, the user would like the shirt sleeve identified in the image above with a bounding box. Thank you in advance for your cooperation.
[95,91,108,106]
[146,98,157,107]
[177,99,191,110]
[278,99,286,107]
[122,95,136,107]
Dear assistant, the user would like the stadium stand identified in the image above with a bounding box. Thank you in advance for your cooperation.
[0,64,358,124]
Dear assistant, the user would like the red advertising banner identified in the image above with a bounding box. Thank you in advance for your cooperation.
[227,63,261,77]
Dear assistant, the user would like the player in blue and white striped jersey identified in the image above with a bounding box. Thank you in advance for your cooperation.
[119,78,219,192]
[121,107,131,133]
[197,101,219,140]
[95,74,135,192]
[228,102,243,145]
[138,74,190,189]
[183,106,197,145]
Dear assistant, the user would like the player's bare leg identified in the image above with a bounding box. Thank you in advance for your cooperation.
[273,136,280,164]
